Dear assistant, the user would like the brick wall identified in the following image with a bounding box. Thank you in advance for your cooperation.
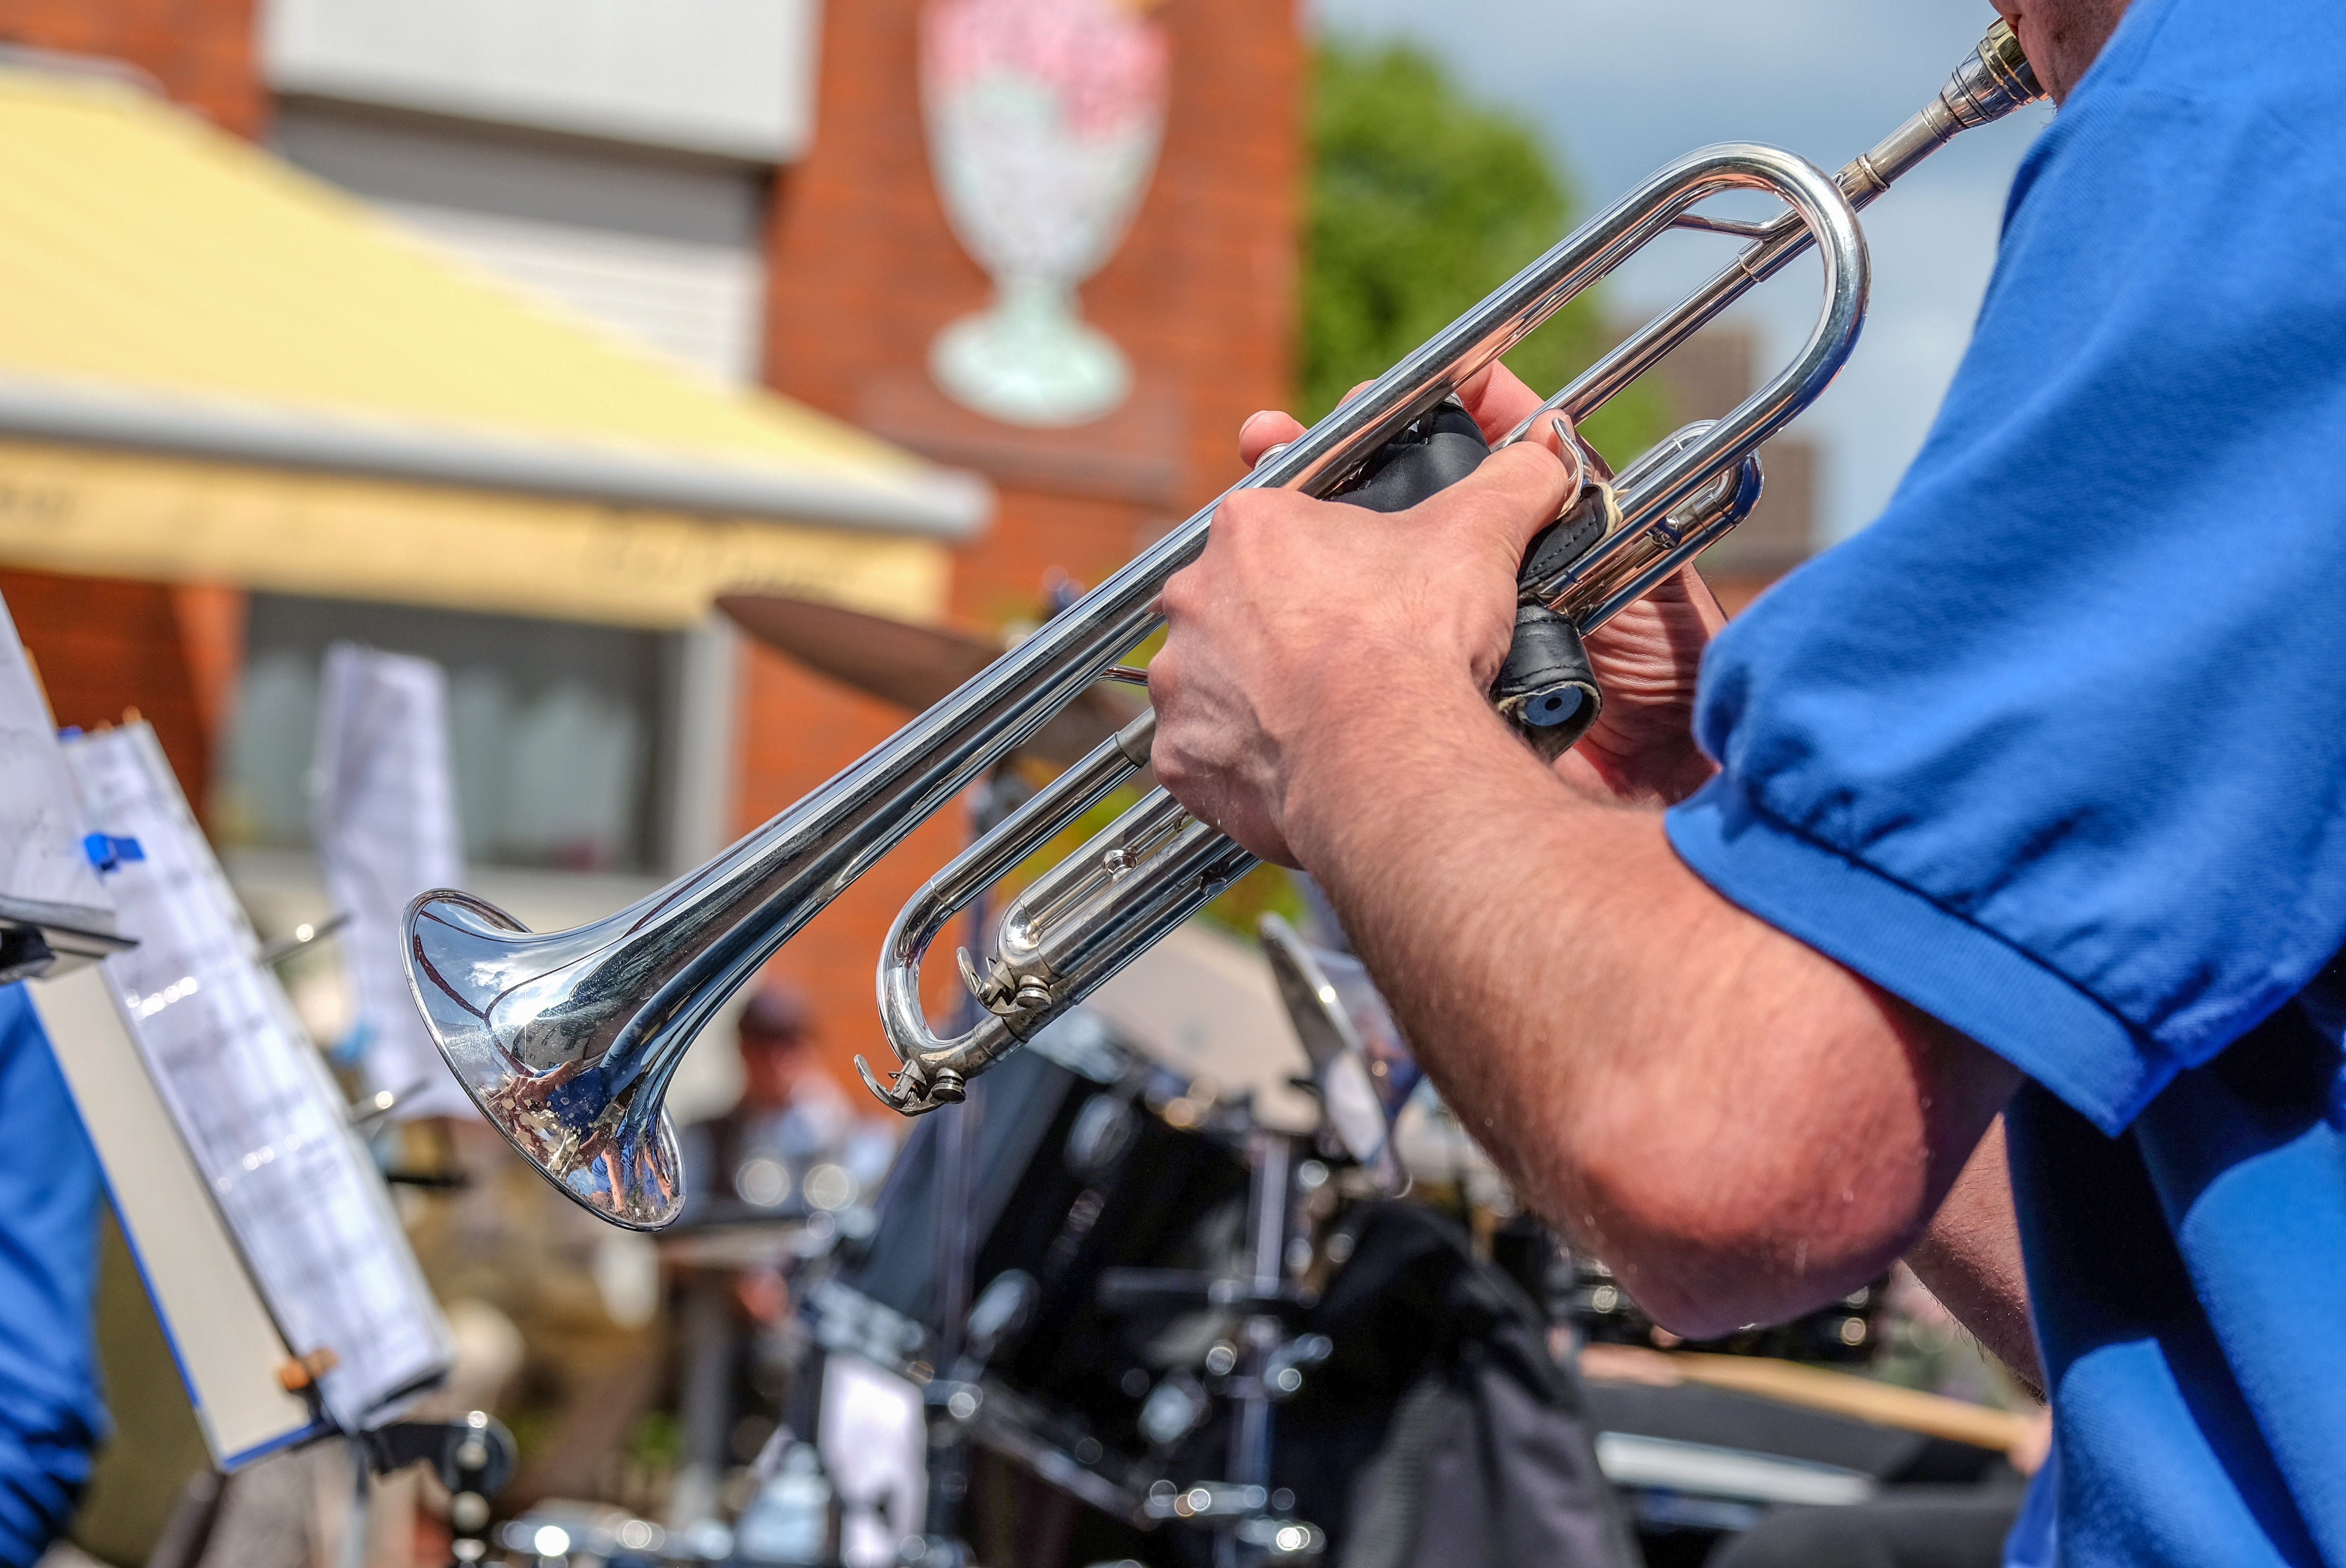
[765,0,1300,611]
[0,0,263,134]
[1,568,216,804]
[750,0,1302,1090]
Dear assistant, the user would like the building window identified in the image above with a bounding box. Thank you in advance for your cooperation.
[218,594,667,873]
[271,100,773,386]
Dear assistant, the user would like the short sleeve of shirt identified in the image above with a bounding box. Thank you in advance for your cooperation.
[1665,0,2346,1134]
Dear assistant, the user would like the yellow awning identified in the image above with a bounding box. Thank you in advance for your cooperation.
[0,67,986,626]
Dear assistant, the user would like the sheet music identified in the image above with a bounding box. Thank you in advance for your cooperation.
[0,592,112,931]
[66,723,452,1431]
[311,642,472,1120]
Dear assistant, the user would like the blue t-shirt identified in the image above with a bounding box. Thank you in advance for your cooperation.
[0,984,104,1565]
[1664,0,2346,1560]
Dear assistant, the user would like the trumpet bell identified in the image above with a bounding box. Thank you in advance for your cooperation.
[406,889,686,1229]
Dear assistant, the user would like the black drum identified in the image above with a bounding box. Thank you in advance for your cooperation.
[819,1014,1253,1485]
[811,1013,1644,1568]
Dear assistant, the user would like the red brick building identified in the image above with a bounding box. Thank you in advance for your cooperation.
[0,0,1299,1094]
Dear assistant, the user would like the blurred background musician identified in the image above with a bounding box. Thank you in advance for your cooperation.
[669,984,894,1527]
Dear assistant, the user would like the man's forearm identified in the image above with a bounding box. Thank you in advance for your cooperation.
[1285,673,2017,1334]
[1906,1118,2042,1396]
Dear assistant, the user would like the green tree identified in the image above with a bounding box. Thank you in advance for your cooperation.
[1303,41,1670,462]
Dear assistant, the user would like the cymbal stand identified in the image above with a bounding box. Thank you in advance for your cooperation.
[1121,1126,1327,1566]
[1222,1126,1290,1568]
[905,768,1028,1568]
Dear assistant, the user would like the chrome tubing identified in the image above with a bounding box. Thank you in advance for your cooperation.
[870,138,1857,1118]
[866,25,2042,1117]
[871,451,1763,1115]
[404,26,2039,1223]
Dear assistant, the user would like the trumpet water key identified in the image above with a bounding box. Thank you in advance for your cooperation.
[403,26,2041,1227]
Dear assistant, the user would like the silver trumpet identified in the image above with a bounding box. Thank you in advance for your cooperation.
[405,25,2041,1228]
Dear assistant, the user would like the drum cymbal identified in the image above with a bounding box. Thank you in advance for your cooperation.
[1081,923,1320,1135]
[715,593,1144,767]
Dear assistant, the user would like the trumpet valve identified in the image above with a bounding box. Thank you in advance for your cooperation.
[957,945,1011,1009]
[853,1052,965,1116]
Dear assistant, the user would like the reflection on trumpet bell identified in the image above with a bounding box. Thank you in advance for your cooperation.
[406,888,686,1229]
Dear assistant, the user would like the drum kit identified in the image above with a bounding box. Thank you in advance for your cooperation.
[478,593,2021,1568]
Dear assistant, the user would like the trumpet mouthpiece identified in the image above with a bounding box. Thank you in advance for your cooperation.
[1946,20,2046,130]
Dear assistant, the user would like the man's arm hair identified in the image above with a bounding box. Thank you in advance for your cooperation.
[1289,679,2022,1336]
[1907,1117,2043,1397]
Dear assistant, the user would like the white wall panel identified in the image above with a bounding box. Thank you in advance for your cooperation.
[262,0,823,163]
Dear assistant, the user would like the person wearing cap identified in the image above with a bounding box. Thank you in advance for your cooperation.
[670,984,895,1498]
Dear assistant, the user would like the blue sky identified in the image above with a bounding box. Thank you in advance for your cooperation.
[1306,0,2055,541]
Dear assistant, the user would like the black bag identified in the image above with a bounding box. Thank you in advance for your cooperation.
[1275,1201,1642,1568]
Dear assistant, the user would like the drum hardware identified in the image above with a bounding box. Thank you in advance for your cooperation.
[401,25,2044,1226]
[1094,1269,1315,1320]
[1260,914,1415,1195]
[258,909,350,966]
[902,770,1040,1568]
[954,1122,1333,1564]
[956,1374,1160,1523]
[815,1025,1341,1561]
[1087,1125,1330,1567]
[359,1410,515,1567]
[808,1276,928,1377]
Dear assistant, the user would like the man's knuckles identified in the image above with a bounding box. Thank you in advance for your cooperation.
[1457,364,1551,441]
[1156,564,1207,624]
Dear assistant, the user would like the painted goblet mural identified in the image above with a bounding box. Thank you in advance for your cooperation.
[921,0,1171,428]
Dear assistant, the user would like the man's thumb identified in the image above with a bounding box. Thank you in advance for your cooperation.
[1425,431,1580,558]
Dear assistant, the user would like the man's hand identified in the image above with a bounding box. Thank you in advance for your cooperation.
[1152,373,1572,863]
[1153,364,1722,867]
[1238,368,1727,811]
